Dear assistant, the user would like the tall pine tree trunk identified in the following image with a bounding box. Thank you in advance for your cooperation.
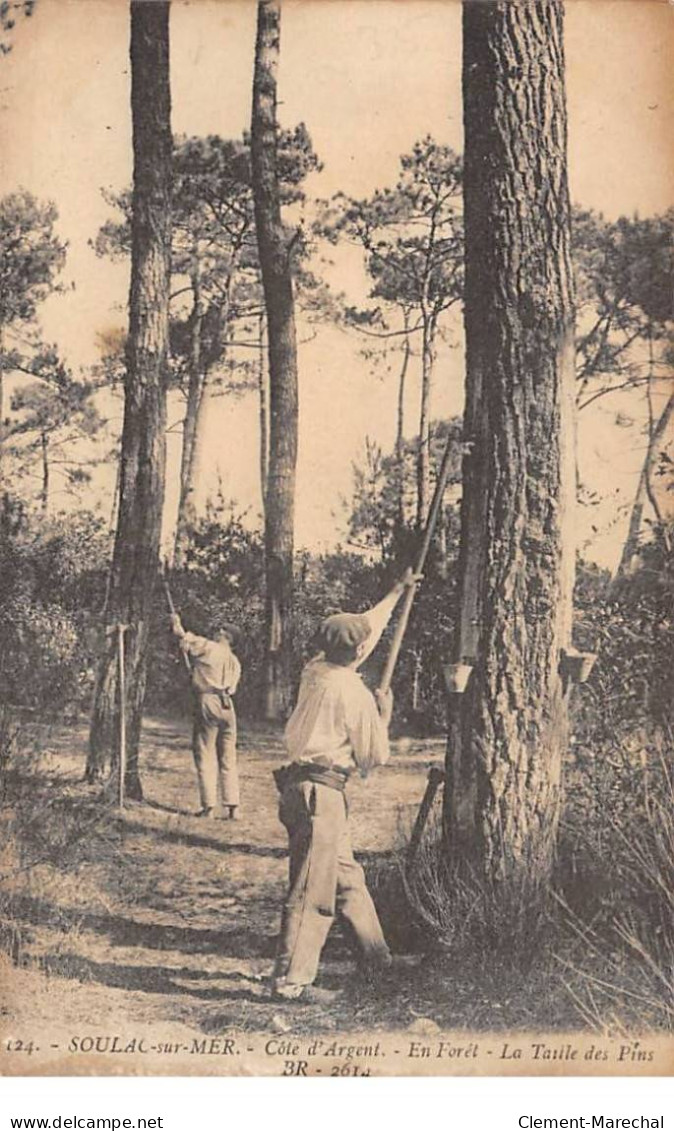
[395,311,411,529]
[87,0,171,797]
[174,251,204,565]
[416,314,435,527]
[258,309,269,513]
[40,430,49,512]
[616,391,674,578]
[0,331,5,487]
[176,294,229,559]
[251,0,299,719]
[444,0,576,881]
[183,355,220,510]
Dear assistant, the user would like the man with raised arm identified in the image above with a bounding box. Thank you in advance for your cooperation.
[271,568,420,1004]
[171,613,242,820]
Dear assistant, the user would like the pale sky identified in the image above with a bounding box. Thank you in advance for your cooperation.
[1,0,672,566]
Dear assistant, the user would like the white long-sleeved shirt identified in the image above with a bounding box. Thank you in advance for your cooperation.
[284,591,400,775]
[179,632,241,696]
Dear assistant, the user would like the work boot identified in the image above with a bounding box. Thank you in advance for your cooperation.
[224,806,240,821]
[358,953,420,991]
[272,982,342,1006]
[197,807,215,819]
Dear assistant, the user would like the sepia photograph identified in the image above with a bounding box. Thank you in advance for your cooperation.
[0,0,672,1080]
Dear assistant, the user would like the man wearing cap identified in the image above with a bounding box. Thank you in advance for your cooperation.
[171,614,242,820]
[271,568,420,1003]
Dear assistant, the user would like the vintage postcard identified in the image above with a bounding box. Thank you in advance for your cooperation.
[0,0,672,1080]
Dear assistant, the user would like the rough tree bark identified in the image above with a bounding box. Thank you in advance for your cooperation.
[251,0,299,719]
[444,0,576,881]
[87,0,171,797]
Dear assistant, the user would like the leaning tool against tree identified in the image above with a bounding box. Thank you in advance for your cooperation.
[271,567,421,1005]
[165,577,243,820]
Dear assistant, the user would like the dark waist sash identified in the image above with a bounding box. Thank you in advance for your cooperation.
[273,760,350,795]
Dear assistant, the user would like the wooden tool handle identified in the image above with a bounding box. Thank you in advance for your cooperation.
[160,565,191,674]
[160,563,177,618]
[117,623,127,810]
[406,765,446,869]
[378,437,455,695]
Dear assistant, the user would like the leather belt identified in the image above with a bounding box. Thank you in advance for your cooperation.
[273,760,350,795]
[194,687,232,703]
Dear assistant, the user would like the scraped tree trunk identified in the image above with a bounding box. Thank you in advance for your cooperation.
[176,292,229,560]
[616,391,674,578]
[619,393,674,576]
[0,338,4,486]
[87,0,172,798]
[251,0,299,719]
[416,314,435,527]
[258,310,269,512]
[174,250,204,565]
[40,431,49,512]
[444,0,576,881]
[395,310,411,528]
[183,357,219,509]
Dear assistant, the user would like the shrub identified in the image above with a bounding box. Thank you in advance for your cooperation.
[573,531,673,744]
[402,815,555,972]
[0,711,113,968]
[556,732,673,1031]
[0,498,109,715]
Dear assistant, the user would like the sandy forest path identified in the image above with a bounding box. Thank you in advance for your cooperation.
[1,716,608,1077]
[2,718,487,1065]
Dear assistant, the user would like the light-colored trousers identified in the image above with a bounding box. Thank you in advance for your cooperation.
[274,780,391,987]
[192,692,239,809]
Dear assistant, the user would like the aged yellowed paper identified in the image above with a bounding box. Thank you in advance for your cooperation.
[0,0,672,1080]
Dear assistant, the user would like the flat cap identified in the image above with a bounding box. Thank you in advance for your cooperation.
[317,612,371,657]
[210,619,241,647]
